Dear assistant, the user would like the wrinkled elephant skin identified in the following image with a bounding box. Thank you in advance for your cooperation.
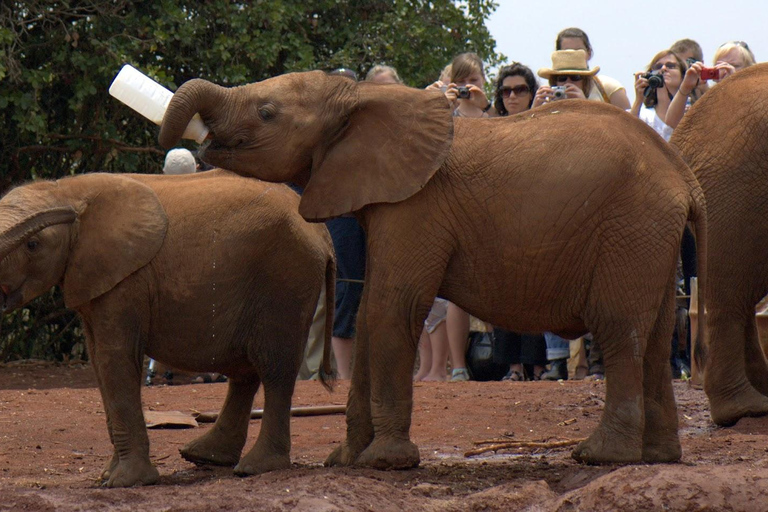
[672,63,768,426]
[0,170,335,486]
[160,72,707,468]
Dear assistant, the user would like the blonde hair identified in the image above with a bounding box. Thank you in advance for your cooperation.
[713,42,756,68]
[365,64,403,84]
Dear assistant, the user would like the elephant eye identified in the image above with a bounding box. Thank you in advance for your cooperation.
[258,105,277,121]
[26,239,39,251]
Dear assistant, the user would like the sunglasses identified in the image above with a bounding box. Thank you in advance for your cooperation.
[721,40,751,52]
[501,85,531,98]
[652,62,679,71]
[555,75,583,83]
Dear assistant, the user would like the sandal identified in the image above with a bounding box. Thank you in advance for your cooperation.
[502,370,525,381]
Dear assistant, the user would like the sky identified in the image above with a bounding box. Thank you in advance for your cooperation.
[486,1,766,104]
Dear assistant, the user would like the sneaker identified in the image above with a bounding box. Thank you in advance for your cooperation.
[541,359,568,381]
[450,368,470,382]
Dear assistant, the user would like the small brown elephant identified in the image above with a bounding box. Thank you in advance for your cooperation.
[671,63,768,426]
[0,170,335,487]
[159,72,706,468]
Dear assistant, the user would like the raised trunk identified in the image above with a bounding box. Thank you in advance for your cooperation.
[0,207,77,262]
[159,79,228,149]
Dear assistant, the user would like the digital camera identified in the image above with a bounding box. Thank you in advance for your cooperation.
[457,86,471,99]
[642,70,665,90]
[699,67,719,81]
[551,85,567,100]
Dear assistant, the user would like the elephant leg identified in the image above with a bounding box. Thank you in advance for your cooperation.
[95,347,158,486]
[87,335,120,481]
[235,376,295,475]
[326,289,374,467]
[641,277,681,463]
[744,314,768,396]
[181,377,260,467]
[572,317,652,464]
[353,288,431,470]
[705,310,768,426]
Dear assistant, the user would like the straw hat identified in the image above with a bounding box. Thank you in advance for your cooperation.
[537,50,600,79]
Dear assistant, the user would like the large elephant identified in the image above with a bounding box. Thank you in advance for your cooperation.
[159,72,706,467]
[0,170,335,487]
[671,63,768,426]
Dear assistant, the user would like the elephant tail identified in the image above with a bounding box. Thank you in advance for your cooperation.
[689,185,709,370]
[318,256,337,391]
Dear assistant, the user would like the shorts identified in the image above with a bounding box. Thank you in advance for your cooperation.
[424,298,448,334]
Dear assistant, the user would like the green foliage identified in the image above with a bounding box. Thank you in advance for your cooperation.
[0,0,501,362]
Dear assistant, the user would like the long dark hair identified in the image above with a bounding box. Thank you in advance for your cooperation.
[494,63,538,116]
[556,27,593,59]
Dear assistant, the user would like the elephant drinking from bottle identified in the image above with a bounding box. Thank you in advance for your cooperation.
[159,72,707,467]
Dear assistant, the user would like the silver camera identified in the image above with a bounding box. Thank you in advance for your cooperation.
[551,86,567,100]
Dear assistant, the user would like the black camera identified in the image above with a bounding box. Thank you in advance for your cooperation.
[642,71,664,98]
[457,86,471,99]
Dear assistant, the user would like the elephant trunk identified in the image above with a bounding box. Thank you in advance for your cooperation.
[159,79,227,149]
[0,207,77,262]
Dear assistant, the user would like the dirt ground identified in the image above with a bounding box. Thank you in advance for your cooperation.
[1,361,767,511]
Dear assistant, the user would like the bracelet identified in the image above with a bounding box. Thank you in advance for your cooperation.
[482,102,493,113]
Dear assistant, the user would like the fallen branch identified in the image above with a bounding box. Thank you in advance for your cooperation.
[194,404,346,423]
[465,438,587,457]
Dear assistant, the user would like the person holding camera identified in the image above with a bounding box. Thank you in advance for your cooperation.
[630,50,704,142]
[554,27,631,109]
[532,49,599,108]
[427,52,492,119]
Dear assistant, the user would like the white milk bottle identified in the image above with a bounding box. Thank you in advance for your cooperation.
[109,64,209,143]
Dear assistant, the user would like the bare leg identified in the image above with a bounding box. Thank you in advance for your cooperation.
[424,321,449,381]
[413,329,432,381]
[446,303,469,378]
[332,336,355,379]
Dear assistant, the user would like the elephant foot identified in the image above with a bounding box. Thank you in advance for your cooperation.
[100,457,159,487]
[355,437,420,470]
[708,385,768,427]
[642,435,682,463]
[324,434,374,467]
[233,451,290,476]
[100,450,119,481]
[180,433,242,467]
[572,427,642,464]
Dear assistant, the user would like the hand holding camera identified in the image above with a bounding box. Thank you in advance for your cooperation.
[698,67,719,81]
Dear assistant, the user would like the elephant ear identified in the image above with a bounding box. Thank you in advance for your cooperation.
[63,174,168,309]
[299,83,454,221]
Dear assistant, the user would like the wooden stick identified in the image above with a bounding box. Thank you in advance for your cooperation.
[465,438,587,457]
[195,404,346,423]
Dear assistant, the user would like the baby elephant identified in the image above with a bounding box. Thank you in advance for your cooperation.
[0,169,336,487]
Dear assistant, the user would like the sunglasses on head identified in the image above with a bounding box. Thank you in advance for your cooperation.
[555,74,583,83]
[721,40,750,51]
[652,62,679,71]
[501,84,531,98]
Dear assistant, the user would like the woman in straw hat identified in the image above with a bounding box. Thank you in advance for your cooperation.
[532,49,602,108]
[555,27,631,109]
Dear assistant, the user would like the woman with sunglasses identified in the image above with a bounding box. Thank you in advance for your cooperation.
[555,27,631,110]
[493,62,538,116]
[532,50,600,108]
[630,50,702,142]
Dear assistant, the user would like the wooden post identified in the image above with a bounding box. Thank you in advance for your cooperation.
[688,277,703,386]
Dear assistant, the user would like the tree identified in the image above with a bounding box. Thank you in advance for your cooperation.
[0,0,501,361]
